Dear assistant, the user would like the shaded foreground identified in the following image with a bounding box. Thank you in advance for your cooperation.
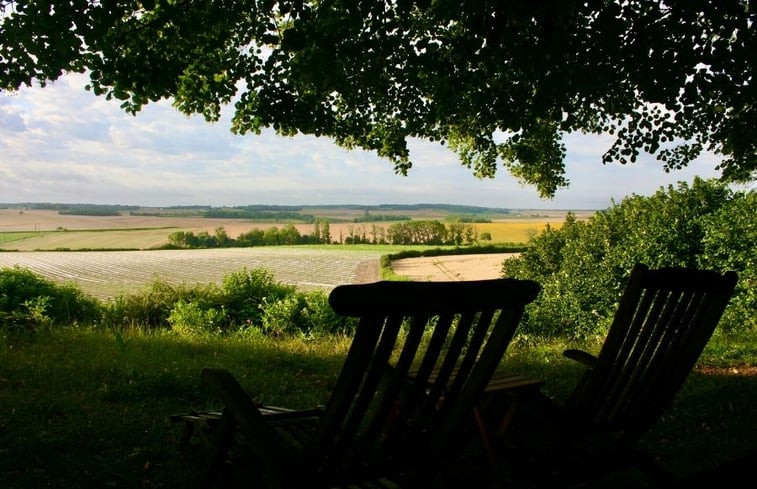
[0,329,754,488]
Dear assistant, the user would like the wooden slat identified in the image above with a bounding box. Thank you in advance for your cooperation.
[564,263,738,438]
[180,277,541,488]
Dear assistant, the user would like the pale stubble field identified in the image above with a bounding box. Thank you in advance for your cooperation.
[0,248,384,300]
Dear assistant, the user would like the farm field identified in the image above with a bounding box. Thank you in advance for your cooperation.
[0,209,572,250]
[0,248,383,300]
[391,253,518,281]
[0,209,558,297]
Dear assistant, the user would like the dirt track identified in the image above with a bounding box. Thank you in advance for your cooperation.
[391,253,518,281]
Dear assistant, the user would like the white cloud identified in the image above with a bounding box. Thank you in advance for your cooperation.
[0,73,726,209]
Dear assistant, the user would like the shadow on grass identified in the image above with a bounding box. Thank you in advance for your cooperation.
[1,329,754,488]
[0,329,347,489]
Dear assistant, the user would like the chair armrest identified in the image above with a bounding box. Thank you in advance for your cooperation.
[263,406,325,421]
[563,349,598,369]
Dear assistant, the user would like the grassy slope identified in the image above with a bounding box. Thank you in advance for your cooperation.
[0,328,753,488]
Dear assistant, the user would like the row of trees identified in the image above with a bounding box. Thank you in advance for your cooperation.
[167,220,485,248]
[384,220,479,245]
[167,221,332,249]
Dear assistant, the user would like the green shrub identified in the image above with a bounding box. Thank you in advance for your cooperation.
[221,268,295,327]
[104,279,223,330]
[259,295,306,336]
[168,300,227,337]
[0,266,100,330]
[699,190,757,332]
[503,178,755,338]
[0,266,358,337]
[301,290,357,336]
[258,290,358,337]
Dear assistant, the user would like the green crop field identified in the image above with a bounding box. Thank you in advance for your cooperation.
[0,232,41,245]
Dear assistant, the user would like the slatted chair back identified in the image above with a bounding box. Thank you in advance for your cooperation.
[312,278,540,478]
[564,263,737,440]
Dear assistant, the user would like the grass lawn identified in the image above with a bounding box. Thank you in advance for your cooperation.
[0,328,754,488]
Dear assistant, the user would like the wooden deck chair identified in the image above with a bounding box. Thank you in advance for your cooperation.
[503,263,738,487]
[195,278,540,488]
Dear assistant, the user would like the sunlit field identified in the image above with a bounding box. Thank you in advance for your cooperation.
[476,219,566,243]
[0,208,582,250]
[0,248,384,300]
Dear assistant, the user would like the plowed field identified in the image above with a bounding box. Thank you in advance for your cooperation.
[0,248,382,300]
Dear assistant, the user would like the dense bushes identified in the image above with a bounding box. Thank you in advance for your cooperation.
[502,178,755,338]
[1,266,357,337]
[0,267,100,329]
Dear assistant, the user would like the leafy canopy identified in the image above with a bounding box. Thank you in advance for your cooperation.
[1,1,754,196]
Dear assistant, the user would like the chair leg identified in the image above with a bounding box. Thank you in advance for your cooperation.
[472,405,497,468]
[203,408,237,488]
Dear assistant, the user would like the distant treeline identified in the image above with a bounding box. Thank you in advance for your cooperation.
[351,214,412,222]
[136,207,414,223]
[58,208,122,216]
[165,220,488,249]
[305,203,512,214]
[0,203,139,215]
[0,202,512,215]
[444,215,492,223]
[3,202,518,219]
[202,209,318,222]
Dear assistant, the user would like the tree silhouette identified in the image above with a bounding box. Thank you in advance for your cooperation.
[1,1,754,196]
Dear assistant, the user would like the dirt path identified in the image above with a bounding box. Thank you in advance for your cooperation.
[391,253,519,281]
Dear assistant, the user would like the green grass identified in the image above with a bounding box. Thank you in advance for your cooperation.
[0,328,352,488]
[0,328,753,488]
[0,232,42,246]
[287,243,460,252]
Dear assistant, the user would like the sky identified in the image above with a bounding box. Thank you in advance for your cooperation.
[0,73,726,210]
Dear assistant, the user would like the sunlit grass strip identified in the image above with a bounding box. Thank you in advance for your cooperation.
[0,232,42,246]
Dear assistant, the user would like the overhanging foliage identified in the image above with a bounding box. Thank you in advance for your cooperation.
[1,1,754,196]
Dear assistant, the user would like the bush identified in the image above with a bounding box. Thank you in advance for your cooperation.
[503,178,755,338]
[221,268,295,327]
[259,295,306,336]
[168,300,227,337]
[301,290,358,335]
[258,290,358,337]
[104,279,223,330]
[0,266,100,330]
[0,266,359,337]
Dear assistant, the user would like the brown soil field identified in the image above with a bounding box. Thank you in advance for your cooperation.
[391,253,519,281]
[0,209,308,234]
[0,210,407,249]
